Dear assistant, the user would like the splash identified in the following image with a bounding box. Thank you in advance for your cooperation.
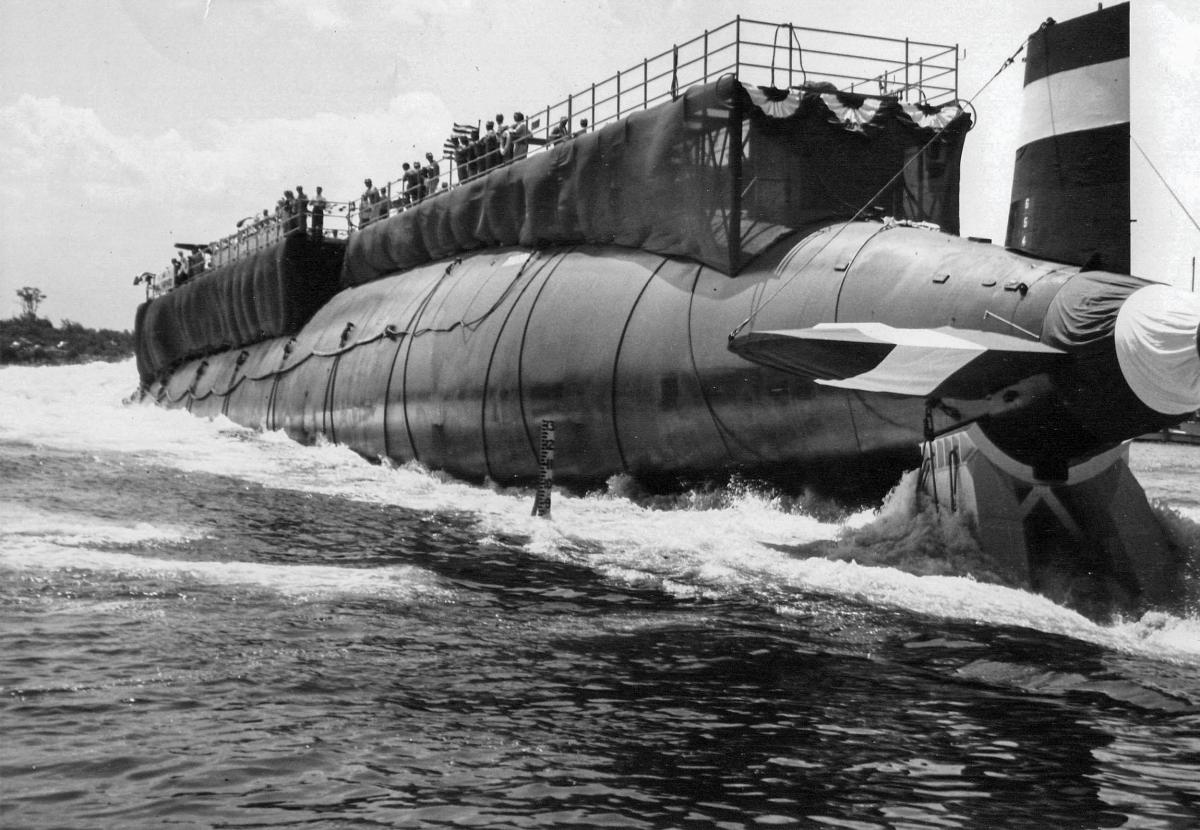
[4,360,1199,661]
[1149,500,1200,617]
[603,472,855,521]
[825,470,1010,582]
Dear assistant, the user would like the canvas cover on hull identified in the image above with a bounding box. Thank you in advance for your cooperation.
[136,235,344,381]
[342,76,970,288]
[136,79,969,383]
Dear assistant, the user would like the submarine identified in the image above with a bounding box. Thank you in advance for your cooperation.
[134,6,1200,616]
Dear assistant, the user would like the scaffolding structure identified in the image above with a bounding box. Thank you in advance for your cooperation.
[528,16,958,146]
[161,18,960,283]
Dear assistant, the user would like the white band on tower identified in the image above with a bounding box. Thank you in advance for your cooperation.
[1016,57,1129,148]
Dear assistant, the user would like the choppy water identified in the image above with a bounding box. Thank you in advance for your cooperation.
[2,360,1198,829]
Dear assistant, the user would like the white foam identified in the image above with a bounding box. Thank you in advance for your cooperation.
[4,360,1198,662]
[0,541,453,603]
[1108,612,1200,658]
[1,502,196,547]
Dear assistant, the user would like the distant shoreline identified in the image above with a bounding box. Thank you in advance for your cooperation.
[0,316,134,366]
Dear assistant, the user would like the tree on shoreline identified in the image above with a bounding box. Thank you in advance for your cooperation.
[0,314,134,365]
[16,286,46,318]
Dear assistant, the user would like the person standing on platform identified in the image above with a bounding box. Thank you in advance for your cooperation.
[467,129,481,180]
[311,186,326,238]
[495,113,508,164]
[506,112,530,161]
[282,190,297,233]
[453,140,469,186]
[376,184,391,223]
[295,185,308,234]
[423,152,440,198]
[360,178,379,228]
[482,120,500,171]
[402,163,422,205]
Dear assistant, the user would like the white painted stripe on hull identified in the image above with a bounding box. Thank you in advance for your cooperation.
[816,344,981,396]
[1016,57,1129,149]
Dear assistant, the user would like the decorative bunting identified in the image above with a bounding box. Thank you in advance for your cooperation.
[740,81,962,136]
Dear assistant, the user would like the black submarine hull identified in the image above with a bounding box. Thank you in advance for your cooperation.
[151,220,1171,495]
[137,5,1200,616]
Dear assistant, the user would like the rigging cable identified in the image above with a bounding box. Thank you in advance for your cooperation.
[1131,134,1200,236]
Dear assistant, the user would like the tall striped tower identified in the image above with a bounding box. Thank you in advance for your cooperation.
[1005,3,1129,272]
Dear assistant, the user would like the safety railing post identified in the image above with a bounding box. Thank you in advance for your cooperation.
[735,15,740,76]
[905,38,910,101]
[567,93,573,135]
[643,58,648,109]
[954,44,959,100]
[616,71,621,119]
[703,29,708,82]
[671,44,679,100]
[788,23,794,87]
[729,97,742,272]
[591,83,596,130]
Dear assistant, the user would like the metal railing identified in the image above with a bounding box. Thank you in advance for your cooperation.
[150,18,958,293]
[374,17,958,210]
[529,17,957,148]
[208,201,354,269]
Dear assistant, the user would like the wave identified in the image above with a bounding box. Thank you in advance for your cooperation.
[4,360,1199,662]
[0,541,455,604]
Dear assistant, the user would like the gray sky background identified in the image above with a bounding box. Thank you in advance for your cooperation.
[1,0,1195,330]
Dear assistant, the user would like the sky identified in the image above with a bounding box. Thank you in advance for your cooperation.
[0,0,1196,331]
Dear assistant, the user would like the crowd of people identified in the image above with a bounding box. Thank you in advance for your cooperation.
[355,110,594,229]
[147,110,599,294]
[448,111,532,185]
[227,185,333,247]
[356,151,442,229]
[136,245,211,299]
[266,185,329,237]
[172,248,209,285]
